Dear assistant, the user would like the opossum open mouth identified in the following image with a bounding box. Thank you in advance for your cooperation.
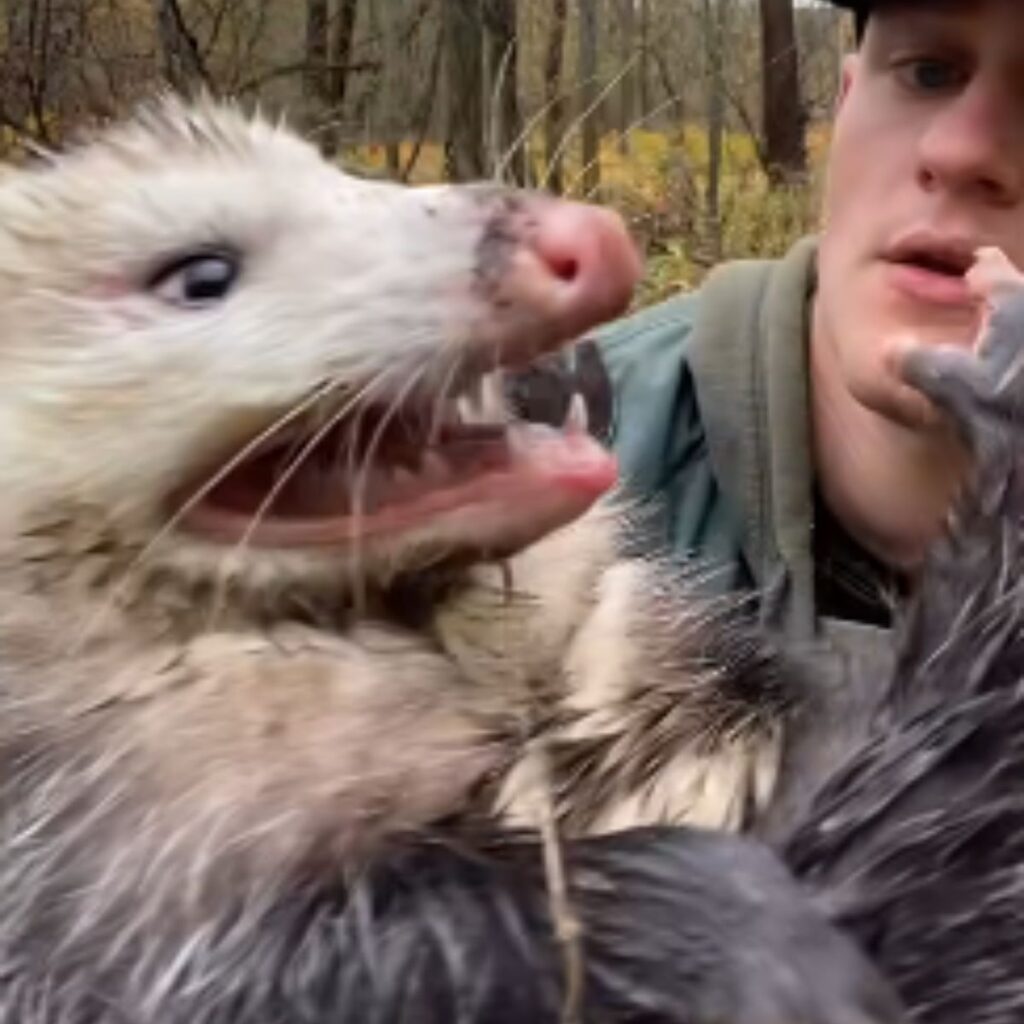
[174,380,617,552]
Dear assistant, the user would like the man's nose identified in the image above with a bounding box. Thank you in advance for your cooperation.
[916,75,1024,207]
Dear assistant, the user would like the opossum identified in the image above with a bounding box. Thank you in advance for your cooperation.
[211,239,1024,1024]
[0,97,887,1023]
[464,251,1024,1024]
[785,250,1024,1024]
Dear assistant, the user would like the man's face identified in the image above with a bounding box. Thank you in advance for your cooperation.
[815,0,1024,428]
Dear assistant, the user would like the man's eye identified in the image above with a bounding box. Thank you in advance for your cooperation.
[896,57,968,95]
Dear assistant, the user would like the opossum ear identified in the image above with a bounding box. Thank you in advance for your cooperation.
[503,338,613,442]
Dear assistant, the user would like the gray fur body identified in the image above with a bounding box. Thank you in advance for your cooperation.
[788,283,1024,1024]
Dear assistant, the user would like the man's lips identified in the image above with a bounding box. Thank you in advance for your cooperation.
[884,261,974,308]
[881,233,980,310]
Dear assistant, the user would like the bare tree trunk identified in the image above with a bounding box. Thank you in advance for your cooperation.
[304,0,329,99]
[760,0,806,184]
[578,0,600,197]
[704,0,725,261]
[317,0,360,155]
[639,0,650,117]
[370,0,402,177]
[4,0,57,139]
[616,0,635,154]
[443,0,486,181]
[483,0,525,184]
[328,0,360,103]
[401,14,443,183]
[649,40,685,127]
[367,0,440,184]
[542,0,568,193]
[155,0,208,91]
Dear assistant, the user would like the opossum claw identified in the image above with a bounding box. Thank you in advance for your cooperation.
[902,283,1024,457]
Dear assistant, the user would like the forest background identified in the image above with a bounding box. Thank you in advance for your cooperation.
[0,0,856,307]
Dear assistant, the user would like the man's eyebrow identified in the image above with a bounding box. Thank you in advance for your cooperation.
[873,0,971,19]
[867,8,976,59]
[870,0,976,35]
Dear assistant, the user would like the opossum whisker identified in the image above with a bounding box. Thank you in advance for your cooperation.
[281,392,340,469]
[341,377,388,614]
[486,41,517,185]
[69,381,342,654]
[571,91,688,202]
[207,364,413,622]
[539,57,638,194]
[202,376,400,631]
[348,363,433,611]
[427,349,467,448]
[334,350,436,528]
[248,365,403,549]
[492,83,579,185]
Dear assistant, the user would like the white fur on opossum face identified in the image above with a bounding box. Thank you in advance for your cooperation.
[0,104,508,545]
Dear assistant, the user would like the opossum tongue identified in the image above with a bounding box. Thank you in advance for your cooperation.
[180,420,616,550]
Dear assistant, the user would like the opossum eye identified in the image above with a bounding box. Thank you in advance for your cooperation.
[149,251,240,308]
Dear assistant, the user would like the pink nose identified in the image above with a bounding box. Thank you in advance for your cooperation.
[525,199,643,339]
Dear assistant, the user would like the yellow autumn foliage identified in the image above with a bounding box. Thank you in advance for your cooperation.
[345,120,834,310]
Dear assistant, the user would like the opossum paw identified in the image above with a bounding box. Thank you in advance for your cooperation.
[901,256,1024,454]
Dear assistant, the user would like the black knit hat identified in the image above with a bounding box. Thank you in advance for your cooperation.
[830,0,871,35]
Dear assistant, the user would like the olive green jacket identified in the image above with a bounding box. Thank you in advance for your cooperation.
[596,237,899,830]
[596,236,820,642]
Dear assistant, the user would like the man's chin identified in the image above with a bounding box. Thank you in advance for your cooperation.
[854,341,951,434]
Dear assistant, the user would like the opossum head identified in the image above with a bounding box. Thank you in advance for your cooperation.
[0,95,639,612]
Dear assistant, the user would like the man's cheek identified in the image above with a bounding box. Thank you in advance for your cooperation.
[873,332,950,431]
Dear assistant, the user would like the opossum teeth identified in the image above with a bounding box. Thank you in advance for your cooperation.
[455,395,476,423]
[472,374,487,411]
[505,423,550,460]
[564,392,588,434]
[455,373,507,426]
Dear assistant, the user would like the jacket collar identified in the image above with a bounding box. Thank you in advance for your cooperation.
[688,237,819,640]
